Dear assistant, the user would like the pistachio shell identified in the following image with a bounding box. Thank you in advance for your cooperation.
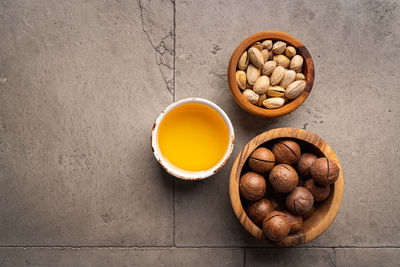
[295,73,305,80]
[285,46,296,58]
[280,70,296,89]
[246,64,261,85]
[251,42,263,51]
[261,49,269,63]
[295,67,302,73]
[253,76,270,94]
[290,55,304,71]
[262,61,277,76]
[267,85,285,97]
[286,80,306,99]
[270,66,285,85]
[256,93,267,106]
[238,51,249,70]
[262,40,273,50]
[273,54,290,68]
[236,70,247,90]
[263,97,285,109]
[243,89,259,104]
[272,41,287,54]
[248,47,264,69]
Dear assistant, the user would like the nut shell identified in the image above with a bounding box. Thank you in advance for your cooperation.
[249,147,275,174]
[283,211,303,233]
[247,198,275,226]
[273,54,290,68]
[243,89,259,104]
[255,93,267,106]
[238,51,249,70]
[246,64,261,85]
[239,172,267,201]
[305,179,331,202]
[310,157,340,186]
[272,140,301,165]
[272,41,287,54]
[262,40,273,50]
[302,205,315,220]
[280,70,296,89]
[248,47,264,69]
[253,76,270,94]
[270,66,285,85]
[290,55,304,71]
[286,187,314,216]
[262,61,277,76]
[236,70,247,90]
[297,153,318,177]
[262,211,290,241]
[269,164,298,193]
[285,46,296,58]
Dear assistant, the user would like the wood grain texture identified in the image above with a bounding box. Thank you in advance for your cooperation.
[229,128,344,246]
[228,31,315,118]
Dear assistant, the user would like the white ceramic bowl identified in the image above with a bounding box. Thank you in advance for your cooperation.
[151,98,235,180]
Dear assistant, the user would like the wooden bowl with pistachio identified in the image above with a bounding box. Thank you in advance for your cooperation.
[228,31,315,118]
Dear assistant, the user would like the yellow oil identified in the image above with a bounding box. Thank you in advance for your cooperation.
[157,103,230,171]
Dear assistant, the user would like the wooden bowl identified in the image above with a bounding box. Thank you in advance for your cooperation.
[229,128,343,246]
[228,31,315,118]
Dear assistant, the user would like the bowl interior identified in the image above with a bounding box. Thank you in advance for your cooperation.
[229,128,343,246]
[228,31,315,117]
[151,98,235,180]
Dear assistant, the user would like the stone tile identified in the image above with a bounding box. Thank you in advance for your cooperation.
[0,248,243,267]
[0,0,174,245]
[334,248,400,267]
[175,0,400,246]
[246,248,335,267]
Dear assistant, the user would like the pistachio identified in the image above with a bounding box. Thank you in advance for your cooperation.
[251,42,263,51]
[262,40,273,50]
[280,70,296,89]
[261,49,270,63]
[273,54,290,68]
[294,67,302,73]
[286,80,306,99]
[256,93,267,106]
[272,41,287,54]
[270,66,285,85]
[246,64,261,85]
[245,83,253,89]
[285,46,296,58]
[243,89,259,104]
[238,51,249,70]
[236,70,247,90]
[262,60,277,76]
[290,55,304,71]
[248,47,264,69]
[296,73,305,80]
[267,85,285,97]
[263,97,285,109]
[253,76,270,94]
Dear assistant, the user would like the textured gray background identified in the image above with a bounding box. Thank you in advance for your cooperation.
[0,0,399,266]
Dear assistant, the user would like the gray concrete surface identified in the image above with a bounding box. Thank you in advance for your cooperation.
[0,0,399,266]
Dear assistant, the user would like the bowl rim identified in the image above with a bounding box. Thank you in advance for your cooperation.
[228,31,315,118]
[151,97,235,180]
[229,127,344,246]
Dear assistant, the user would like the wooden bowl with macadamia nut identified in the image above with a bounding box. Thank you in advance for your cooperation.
[229,128,343,246]
[228,31,315,117]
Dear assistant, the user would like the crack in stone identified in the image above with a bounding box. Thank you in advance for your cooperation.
[138,0,175,96]
[209,71,227,80]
